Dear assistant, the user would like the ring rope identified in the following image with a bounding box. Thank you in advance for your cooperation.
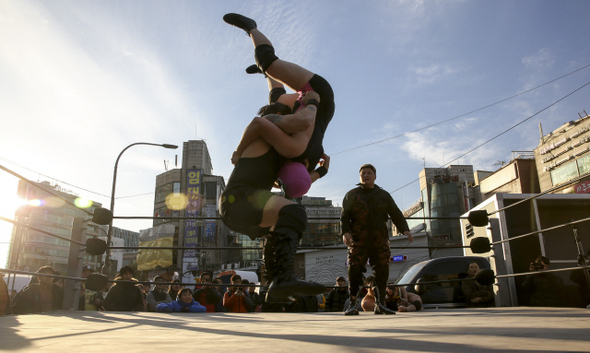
[488,172,590,217]
[490,216,590,246]
[494,265,590,279]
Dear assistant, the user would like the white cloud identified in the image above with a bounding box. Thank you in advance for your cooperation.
[401,127,502,171]
[522,48,554,71]
[410,63,460,85]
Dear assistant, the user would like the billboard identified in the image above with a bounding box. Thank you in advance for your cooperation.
[185,169,203,257]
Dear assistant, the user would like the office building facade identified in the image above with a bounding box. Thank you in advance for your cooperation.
[535,113,590,194]
[153,140,232,280]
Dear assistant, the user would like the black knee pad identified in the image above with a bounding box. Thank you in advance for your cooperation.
[255,44,279,73]
[274,204,307,234]
[269,87,287,104]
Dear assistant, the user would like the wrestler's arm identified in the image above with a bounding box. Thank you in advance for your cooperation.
[269,91,321,133]
[310,154,329,183]
[233,106,317,163]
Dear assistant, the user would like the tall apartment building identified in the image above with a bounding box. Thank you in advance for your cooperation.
[7,181,107,274]
[534,112,590,194]
[153,140,232,278]
[415,165,480,257]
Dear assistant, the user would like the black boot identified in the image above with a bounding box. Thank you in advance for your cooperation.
[223,13,257,35]
[263,236,294,303]
[246,64,263,75]
[265,229,325,302]
[373,286,396,315]
[344,297,360,316]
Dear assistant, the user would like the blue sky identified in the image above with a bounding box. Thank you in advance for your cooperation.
[1,0,590,267]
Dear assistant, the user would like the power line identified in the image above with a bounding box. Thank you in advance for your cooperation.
[0,156,111,198]
[333,62,590,155]
[0,157,152,200]
[388,79,590,195]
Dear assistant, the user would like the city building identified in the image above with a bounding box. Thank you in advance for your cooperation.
[413,165,481,257]
[479,151,540,200]
[152,140,233,281]
[6,181,107,274]
[300,196,341,247]
[534,112,590,194]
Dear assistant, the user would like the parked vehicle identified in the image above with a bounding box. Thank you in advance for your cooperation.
[394,256,491,308]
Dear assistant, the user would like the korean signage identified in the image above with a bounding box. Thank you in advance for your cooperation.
[575,180,590,194]
[185,169,203,257]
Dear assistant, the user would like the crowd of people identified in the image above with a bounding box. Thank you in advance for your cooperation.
[1,265,425,315]
[4,254,590,315]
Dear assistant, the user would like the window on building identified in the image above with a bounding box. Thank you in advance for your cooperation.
[203,182,217,199]
[155,184,173,204]
[577,153,590,176]
[550,160,578,186]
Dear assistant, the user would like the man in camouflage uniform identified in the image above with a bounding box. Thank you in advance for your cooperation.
[341,164,413,315]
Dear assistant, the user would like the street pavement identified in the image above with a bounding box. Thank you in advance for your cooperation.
[2,307,589,352]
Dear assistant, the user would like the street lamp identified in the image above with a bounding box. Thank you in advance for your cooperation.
[102,142,178,275]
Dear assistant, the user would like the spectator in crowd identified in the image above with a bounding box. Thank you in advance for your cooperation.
[79,265,104,311]
[570,249,590,308]
[241,279,261,312]
[146,275,172,312]
[13,265,63,314]
[103,266,144,311]
[393,286,423,312]
[139,281,150,310]
[223,274,254,313]
[212,277,226,312]
[168,279,183,301]
[462,261,494,307]
[384,286,398,311]
[522,255,564,307]
[325,276,349,312]
[156,288,206,313]
[247,281,262,312]
[52,271,65,290]
[194,272,222,313]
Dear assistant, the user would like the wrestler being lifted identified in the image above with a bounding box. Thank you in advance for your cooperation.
[220,13,335,302]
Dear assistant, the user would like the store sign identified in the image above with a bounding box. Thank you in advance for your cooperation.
[575,180,590,194]
[185,169,203,257]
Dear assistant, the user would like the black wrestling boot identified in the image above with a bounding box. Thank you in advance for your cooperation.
[223,13,257,35]
[344,297,360,316]
[263,236,295,303]
[265,230,325,302]
[246,64,263,75]
[373,286,396,315]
